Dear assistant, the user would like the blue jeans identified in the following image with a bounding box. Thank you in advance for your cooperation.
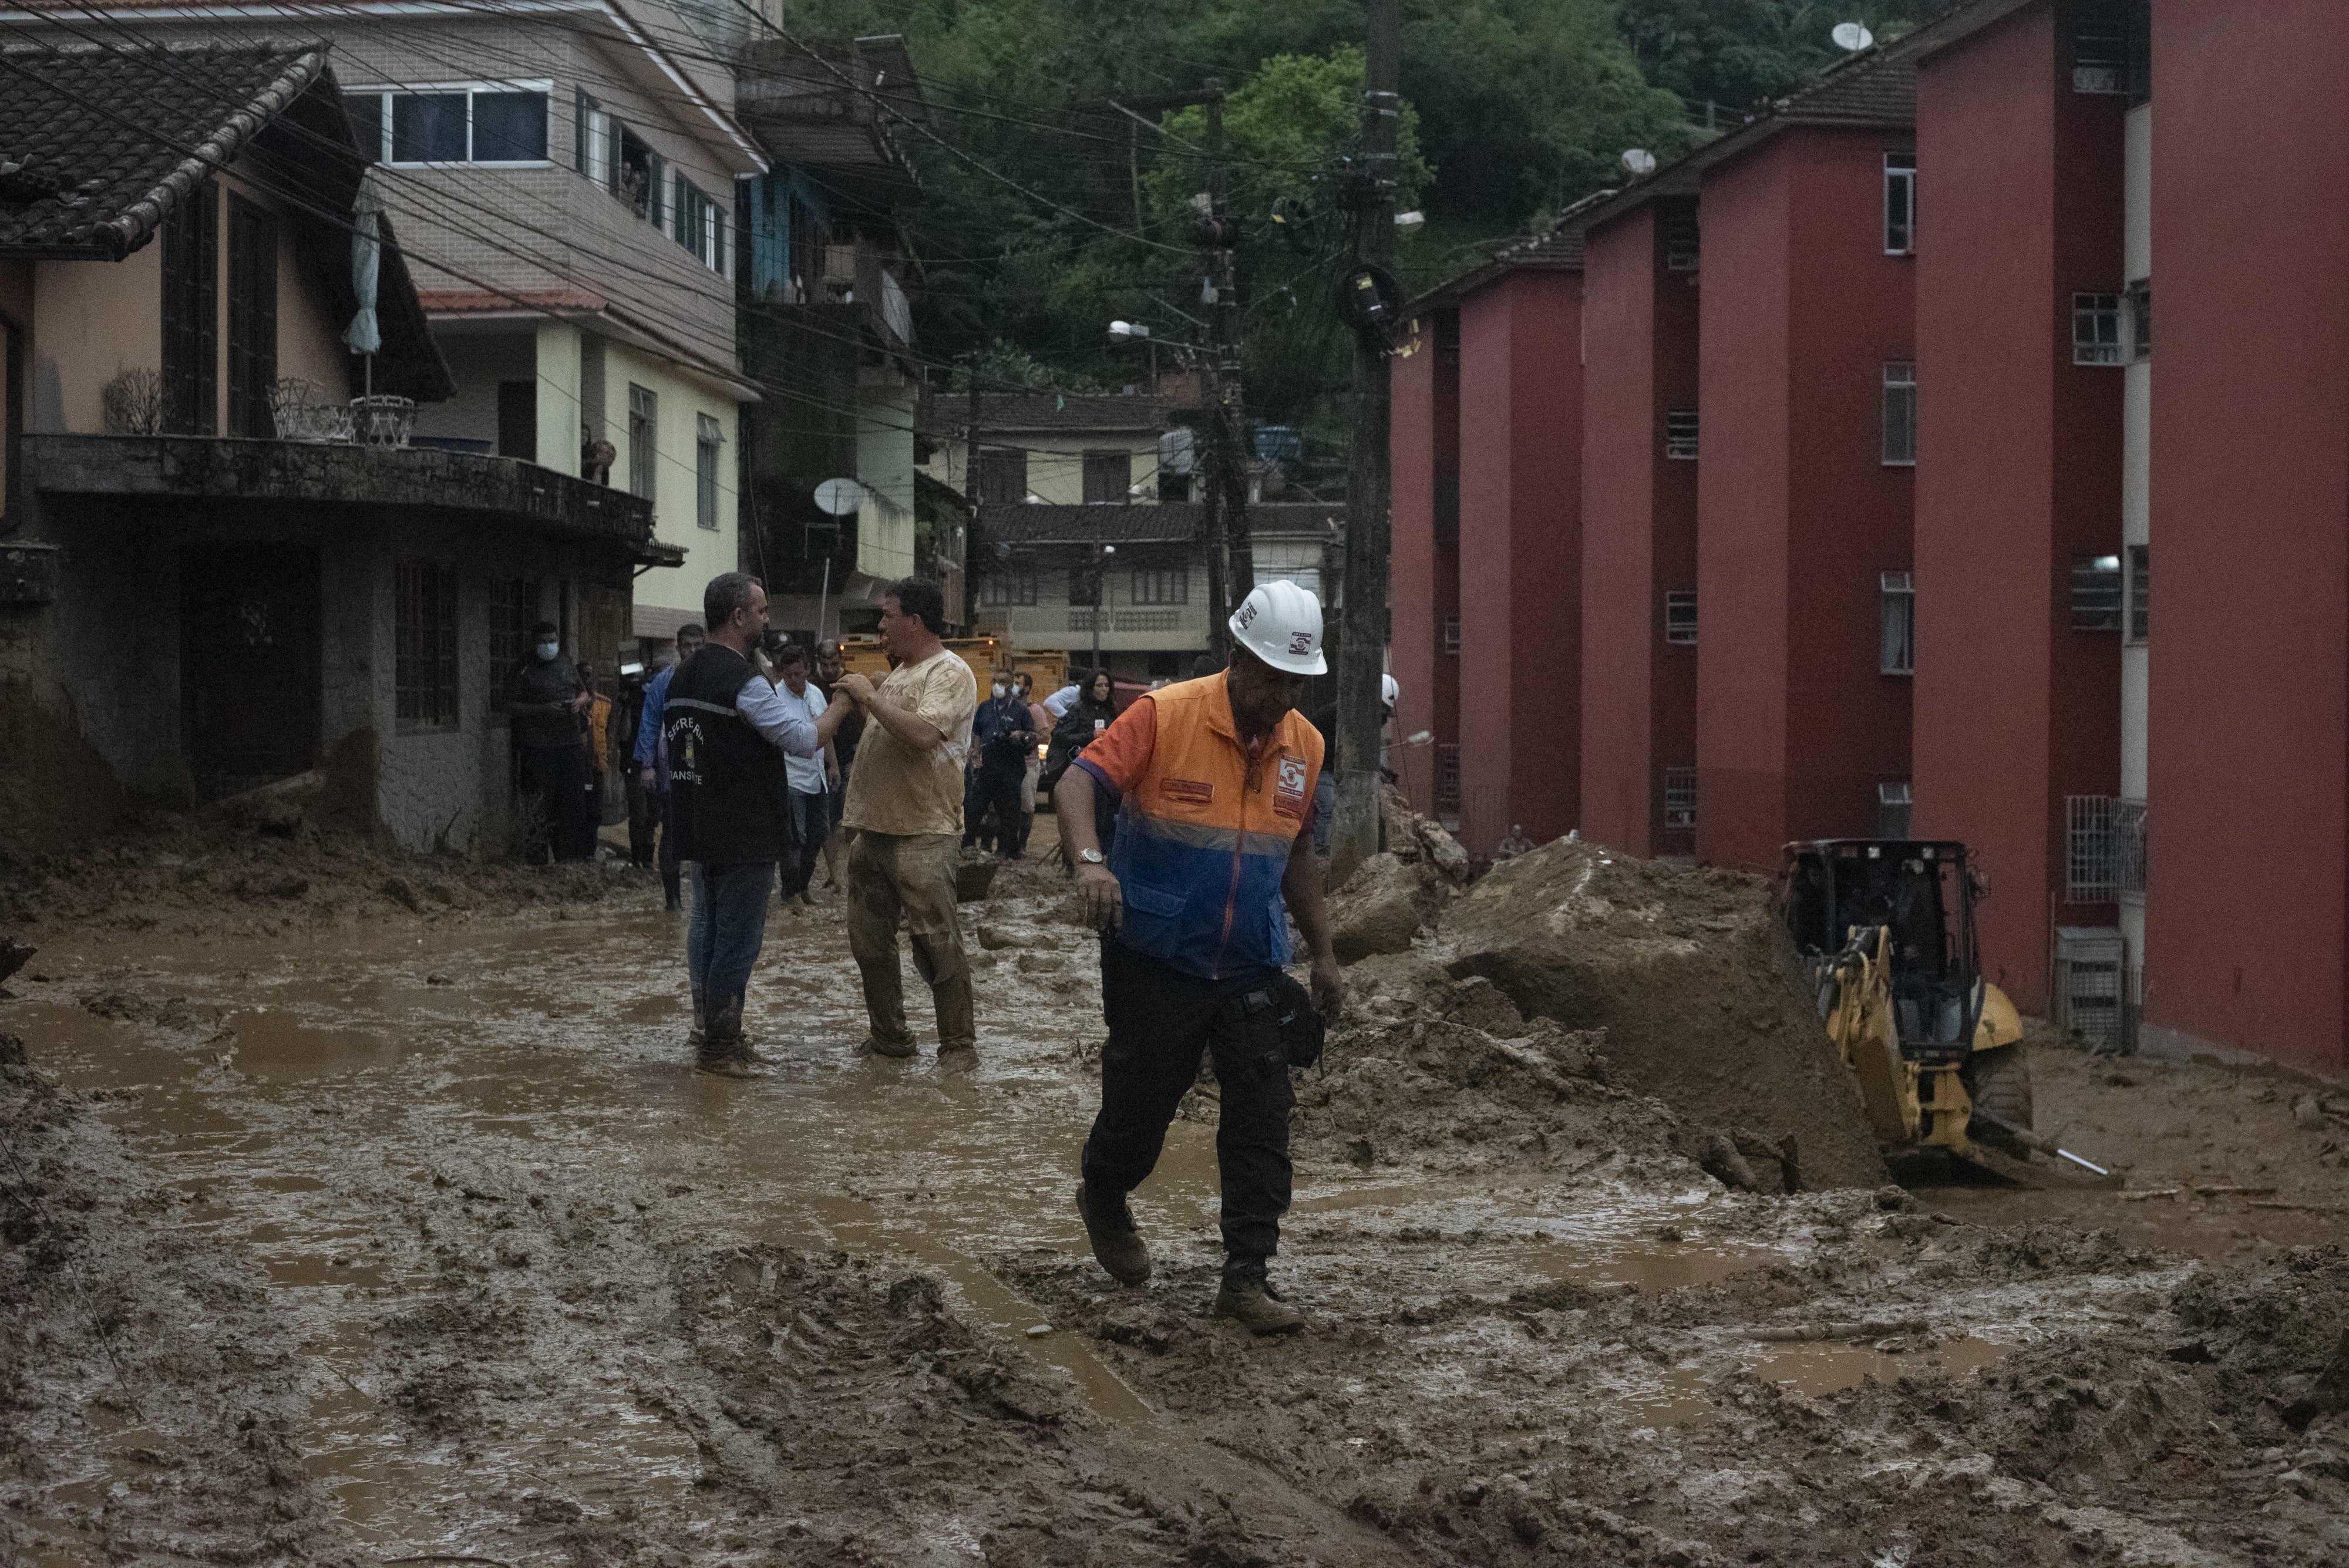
[785,788,830,899]
[686,860,776,1017]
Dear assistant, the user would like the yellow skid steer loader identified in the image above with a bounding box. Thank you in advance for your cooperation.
[1780,840,2110,1186]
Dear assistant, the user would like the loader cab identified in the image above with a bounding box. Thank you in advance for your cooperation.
[1781,840,1984,1064]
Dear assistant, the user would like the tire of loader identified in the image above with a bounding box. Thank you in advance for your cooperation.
[1962,1046,2034,1152]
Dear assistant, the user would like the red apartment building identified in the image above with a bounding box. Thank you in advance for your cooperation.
[1396,232,1585,855]
[1391,0,2349,1074]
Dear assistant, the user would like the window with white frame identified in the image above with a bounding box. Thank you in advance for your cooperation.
[695,413,722,530]
[1664,408,1699,461]
[627,383,657,502]
[576,89,665,231]
[1663,207,1700,272]
[671,173,728,275]
[2073,292,2123,365]
[1663,767,1698,829]
[1882,361,1917,466]
[346,83,550,165]
[1884,153,1916,254]
[1664,590,1697,645]
[2126,544,2149,642]
[1880,571,1915,675]
[1442,616,1461,655]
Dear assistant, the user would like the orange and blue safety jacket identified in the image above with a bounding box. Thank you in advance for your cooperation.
[1073,672,1323,980]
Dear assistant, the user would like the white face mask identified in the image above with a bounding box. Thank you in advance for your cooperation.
[534,641,559,662]
[991,683,1008,698]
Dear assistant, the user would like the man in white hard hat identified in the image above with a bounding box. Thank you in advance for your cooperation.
[1310,671,1397,858]
[1056,580,1342,1334]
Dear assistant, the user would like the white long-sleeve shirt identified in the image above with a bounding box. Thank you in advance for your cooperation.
[736,674,820,761]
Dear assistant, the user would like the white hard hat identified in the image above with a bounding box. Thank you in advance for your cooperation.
[1381,673,1398,708]
[1229,580,1327,676]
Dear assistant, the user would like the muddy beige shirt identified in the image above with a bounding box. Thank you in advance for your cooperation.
[841,647,978,837]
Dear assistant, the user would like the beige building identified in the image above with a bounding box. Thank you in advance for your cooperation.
[9,0,772,655]
[927,393,1167,507]
[0,46,671,851]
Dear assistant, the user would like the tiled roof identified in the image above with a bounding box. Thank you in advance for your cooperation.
[0,43,324,255]
[1771,48,1917,125]
[971,393,1170,433]
[979,503,1200,547]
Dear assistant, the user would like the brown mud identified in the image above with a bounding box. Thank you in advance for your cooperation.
[2,816,2346,1565]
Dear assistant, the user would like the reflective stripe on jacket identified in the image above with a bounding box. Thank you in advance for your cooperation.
[1096,673,1322,980]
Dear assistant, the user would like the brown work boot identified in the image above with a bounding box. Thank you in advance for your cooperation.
[1075,1182,1151,1286]
[859,1033,918,1059]
[1213,1254,1304,1335]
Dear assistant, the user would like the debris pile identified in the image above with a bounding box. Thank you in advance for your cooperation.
[1327,788,1472,963]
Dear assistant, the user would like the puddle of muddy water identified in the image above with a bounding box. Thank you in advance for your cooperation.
[1913,1183,2349,1260]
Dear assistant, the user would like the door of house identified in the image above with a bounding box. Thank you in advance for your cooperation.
[181,545,321,799]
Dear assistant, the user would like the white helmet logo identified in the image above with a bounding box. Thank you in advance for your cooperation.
[1227,580,1328,677]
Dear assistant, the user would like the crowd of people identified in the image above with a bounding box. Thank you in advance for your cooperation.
[555,570,1352,1334]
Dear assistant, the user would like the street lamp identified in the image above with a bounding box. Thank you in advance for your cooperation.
[1089,541,1117,668]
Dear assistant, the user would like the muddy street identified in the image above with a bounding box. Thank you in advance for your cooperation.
[5,827,2349,1566]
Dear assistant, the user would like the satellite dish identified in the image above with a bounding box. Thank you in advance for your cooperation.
[1832,21,1874,51]
[813,477,865,517]
[1621,149,1657,177]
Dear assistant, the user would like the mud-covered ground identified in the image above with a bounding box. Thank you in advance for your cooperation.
[4,818,2348,1566]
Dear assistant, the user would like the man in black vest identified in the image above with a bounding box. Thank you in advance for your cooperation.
[663,572,841,1073]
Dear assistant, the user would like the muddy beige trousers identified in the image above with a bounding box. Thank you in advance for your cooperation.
[844,830,977,1052]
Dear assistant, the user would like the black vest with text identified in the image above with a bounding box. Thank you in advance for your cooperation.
[663,645,796,864]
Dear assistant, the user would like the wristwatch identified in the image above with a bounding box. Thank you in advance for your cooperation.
[1078,849,1106,865]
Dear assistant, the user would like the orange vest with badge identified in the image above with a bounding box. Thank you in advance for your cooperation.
[1105,673,1323,979]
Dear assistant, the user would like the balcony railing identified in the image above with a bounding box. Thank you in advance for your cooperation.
[2066,796,2147,901]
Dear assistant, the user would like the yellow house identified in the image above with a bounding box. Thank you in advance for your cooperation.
[926,392,1167,506]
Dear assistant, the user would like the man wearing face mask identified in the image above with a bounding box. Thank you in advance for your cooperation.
[967,672,1035,858]
[507,620,594,862]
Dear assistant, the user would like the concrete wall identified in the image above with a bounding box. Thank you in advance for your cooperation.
[2143,2,2349,1073]
[927,428,1164,508]
[1458,270,1581,856]
[1913,4,2123,1014]
[1580,201,1700,857]
[413,330,534,448]
[1696,127,1915,874]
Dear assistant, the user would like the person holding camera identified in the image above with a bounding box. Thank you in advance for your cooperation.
[1054,581,1342,1334]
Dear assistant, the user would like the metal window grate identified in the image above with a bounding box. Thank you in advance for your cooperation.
[1664,408,1700,461]
[1131,566,1188,605]
[1664,590,1698,645]
[2071,555,2122,631]
[1441,616,1461,655]
[2056,926,2129,1052]
[695,413,722,530]
[1663,207,1700,272]
[627,383,657,501]
[1435,743,1462,814]
[1663,767,1697,829]
[2067,796,2147,901]
[2126,544,2149,641]
[2074,293,2123,366]
[487,577,537,712]
[2127,279,2151,362]
[395,559,459,732]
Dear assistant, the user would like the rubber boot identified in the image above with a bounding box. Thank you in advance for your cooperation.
[1075,1182,1150,1286]
[696,1003,755,1077]
[1213,1253,1304,1335]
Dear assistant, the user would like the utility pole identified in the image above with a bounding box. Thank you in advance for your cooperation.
[1329,0,1401,883]
[965,358,981,625]
[1198,79,1239,664]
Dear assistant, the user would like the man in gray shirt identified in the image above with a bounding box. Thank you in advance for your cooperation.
[507,620,592,862]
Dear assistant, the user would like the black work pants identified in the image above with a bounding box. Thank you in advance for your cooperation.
[519,743,593,863]
[977,763,1028,856]
[1080,939,1295,1259]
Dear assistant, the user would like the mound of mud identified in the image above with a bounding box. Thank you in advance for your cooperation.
[0,811,619,938]
[1295,956,1694,1182]
[1443,837,1887,1190]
